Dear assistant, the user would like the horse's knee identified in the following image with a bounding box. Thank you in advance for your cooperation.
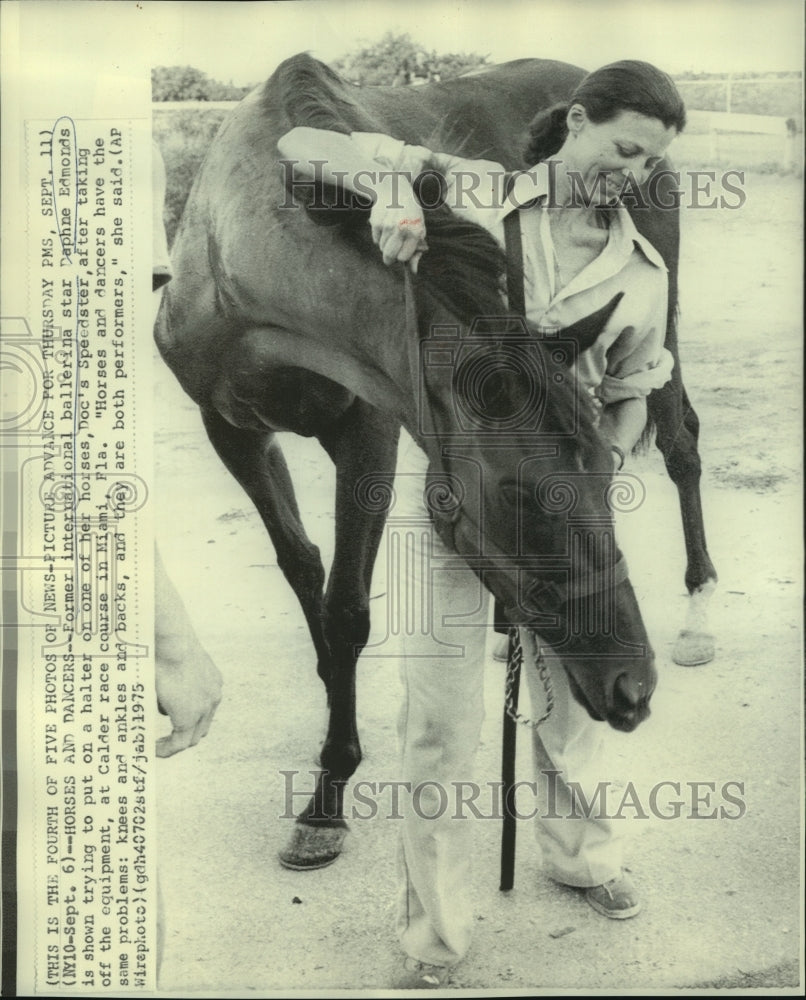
[650,388,704,479]
[664,444,702,485]
[683,405,700,440]
[319,737,362,780]
[654,423,702,484]
[278,546,325,599]
[324,603,371,658]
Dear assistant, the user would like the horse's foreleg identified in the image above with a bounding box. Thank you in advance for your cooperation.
[201,410,351,868]
[279,401,399,869]
[200,408,330,670]
[648,382,718,666]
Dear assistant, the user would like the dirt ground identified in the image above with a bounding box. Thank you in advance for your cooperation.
[152,173,803,994]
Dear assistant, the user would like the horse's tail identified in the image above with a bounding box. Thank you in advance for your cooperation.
[638,408,657,453]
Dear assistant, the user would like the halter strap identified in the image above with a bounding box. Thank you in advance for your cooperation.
[436,494,630,617]
[402,252,629,621]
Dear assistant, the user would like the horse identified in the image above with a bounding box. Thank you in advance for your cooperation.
[155,53,716,869]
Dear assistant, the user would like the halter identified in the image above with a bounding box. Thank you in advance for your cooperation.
[402,266,629,623]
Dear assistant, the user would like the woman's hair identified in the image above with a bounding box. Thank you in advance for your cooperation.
[524,60,687,164]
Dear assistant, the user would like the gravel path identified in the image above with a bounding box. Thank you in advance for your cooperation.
[153,174,803,994]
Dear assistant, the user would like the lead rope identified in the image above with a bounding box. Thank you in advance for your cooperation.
[504,626,555,728]
[501,190,554,733]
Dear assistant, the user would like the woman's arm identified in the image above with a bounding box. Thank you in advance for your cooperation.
[594,266,672,468]
[278,126,428,267]
[598,396,648,468]
[278,126,509,267]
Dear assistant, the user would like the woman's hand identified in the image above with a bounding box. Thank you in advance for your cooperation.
[155,642,223,758]
[278,129,429,271]
[370,178,428,271]
[155,546,223,757]
[598,396,648,467]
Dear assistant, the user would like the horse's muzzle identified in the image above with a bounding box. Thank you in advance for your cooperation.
[565,651,657,732]
[610,667,655,731]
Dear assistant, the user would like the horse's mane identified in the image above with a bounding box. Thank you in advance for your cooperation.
[271,53,603,452]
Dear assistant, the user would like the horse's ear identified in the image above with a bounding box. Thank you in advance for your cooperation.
[561,293,624,359]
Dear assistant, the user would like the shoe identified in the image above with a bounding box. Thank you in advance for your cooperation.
[394,957,451,989]
[585,872,642,919]
[492,635,509,662]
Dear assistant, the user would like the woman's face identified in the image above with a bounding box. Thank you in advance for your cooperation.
[563,105,678,204]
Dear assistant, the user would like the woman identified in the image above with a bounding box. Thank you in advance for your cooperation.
[279,60,685,989]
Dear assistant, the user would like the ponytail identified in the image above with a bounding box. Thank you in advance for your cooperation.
[524,102,569,165]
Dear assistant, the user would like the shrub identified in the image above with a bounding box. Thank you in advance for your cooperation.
[153,107,230,246]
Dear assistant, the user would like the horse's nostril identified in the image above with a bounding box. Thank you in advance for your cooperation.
[613,672,643,710]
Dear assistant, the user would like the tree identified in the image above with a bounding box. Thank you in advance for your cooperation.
[332,31,488,87]
[152,66,212,101]
[152,66,251,102]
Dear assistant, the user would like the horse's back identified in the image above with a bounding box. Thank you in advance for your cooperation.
[270,53,587,165]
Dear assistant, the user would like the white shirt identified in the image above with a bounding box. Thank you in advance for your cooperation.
[350,131,674,403]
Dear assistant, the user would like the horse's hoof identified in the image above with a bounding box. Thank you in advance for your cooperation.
[278,823,348,871]
[672,629,715,666]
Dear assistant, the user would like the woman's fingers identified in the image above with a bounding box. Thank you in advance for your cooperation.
[381,224,423,264]
[371,194,427,267]
[381,226,427,266]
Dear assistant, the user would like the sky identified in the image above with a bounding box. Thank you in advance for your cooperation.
[8,0,805,90]
[145,0,804,83]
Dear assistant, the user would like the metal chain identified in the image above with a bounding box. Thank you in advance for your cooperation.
[504,626,554,729]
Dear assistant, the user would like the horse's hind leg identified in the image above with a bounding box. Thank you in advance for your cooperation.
[648,379,718,666]
[279,400,399,869]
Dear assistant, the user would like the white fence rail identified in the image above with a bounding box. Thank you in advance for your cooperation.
[708,111,792,135]
[153,100,240,111]
[705,111,797,168]
[153,89,802,171]
[674,74,802,115]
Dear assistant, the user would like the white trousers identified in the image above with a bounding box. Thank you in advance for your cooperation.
[390,433,624,967]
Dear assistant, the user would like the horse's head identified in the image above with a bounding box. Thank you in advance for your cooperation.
[411,271,656,733]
